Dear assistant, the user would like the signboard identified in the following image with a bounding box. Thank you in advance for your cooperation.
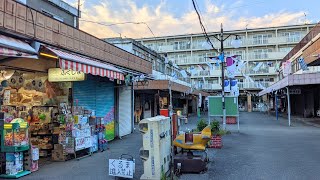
[282,60,292,77]
[289,88,301,95]
[48,68,85,82]
[75,137,86,151]
[109,159,134,178]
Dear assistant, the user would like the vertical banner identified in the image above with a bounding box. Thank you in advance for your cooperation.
[230,79,239,96]
[282,60,292,77]
[224,80,230,92]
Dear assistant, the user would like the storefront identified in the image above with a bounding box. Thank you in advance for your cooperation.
[0,35,128,177]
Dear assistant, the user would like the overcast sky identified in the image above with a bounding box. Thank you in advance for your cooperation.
[64,0,320,38]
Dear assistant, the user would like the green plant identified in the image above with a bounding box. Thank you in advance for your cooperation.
[197,119,208,132]
[210,120,220,135]
[216,130,231,136]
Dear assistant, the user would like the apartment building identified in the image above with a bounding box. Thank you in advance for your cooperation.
[137,24,315,111]
[105,38,191,87]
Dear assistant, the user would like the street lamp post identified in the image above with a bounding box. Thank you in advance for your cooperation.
[211,24,241,130]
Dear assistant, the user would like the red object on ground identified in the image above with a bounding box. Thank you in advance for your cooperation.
[208,135,222,148]
[226,117,237,124]
[160,109,169,117]
[172,114,178,140]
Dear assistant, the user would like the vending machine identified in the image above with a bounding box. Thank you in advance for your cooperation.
[139,116,171,180]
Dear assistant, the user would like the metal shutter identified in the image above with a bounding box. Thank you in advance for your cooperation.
[118,87,132,137]
[73,75,115,140]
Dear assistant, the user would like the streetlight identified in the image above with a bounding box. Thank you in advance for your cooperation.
[211,23,242,130]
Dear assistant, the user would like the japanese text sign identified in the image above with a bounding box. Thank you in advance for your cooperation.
[48,68,85,82]
[109,159,134,178]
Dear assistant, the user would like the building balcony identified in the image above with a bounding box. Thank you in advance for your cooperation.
[238,81,271,89]
[245,67,277,75]
[246,51,288,60]
[198,83,222,90]
[152,70,191,87]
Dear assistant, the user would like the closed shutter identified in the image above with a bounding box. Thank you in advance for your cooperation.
[119,87,132,137]
[73,75,115,140]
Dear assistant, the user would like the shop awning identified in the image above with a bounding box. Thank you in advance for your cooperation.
[258,73,320,96]
[45,47,125,80]
[0,34,37,58]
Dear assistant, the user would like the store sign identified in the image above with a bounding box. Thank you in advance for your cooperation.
[289,88,301,95]
[109,159,134,178]
[48,68,85,82]
[75,137,86,151]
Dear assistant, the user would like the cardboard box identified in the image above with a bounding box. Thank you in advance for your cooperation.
[52,150,66,161]
[31,147,39,161]
[54,144,64,150]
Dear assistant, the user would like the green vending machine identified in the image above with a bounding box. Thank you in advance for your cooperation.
[0,120,31,178]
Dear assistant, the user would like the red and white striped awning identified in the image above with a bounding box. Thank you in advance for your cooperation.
[0,47,37,58]
[46,47,124,80]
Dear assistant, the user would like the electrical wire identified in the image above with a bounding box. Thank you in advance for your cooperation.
[79,20,155,38]
[191,0,219,53]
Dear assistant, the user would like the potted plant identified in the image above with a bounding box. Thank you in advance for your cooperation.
[208,120,223,149]
[197,119,208,132]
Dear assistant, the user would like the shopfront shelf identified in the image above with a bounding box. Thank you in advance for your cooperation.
[0,170,31,178]
[1,145,29,152]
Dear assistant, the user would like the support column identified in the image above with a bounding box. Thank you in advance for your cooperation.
[247,94,252,112]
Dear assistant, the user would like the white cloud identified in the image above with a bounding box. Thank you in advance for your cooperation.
[72,0,310,39]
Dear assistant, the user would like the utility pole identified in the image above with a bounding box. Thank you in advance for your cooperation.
[77,0,80,29]
[220,23,227,130]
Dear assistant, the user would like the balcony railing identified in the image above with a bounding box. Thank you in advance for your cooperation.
[246,51,287,60]
[238,82,271,89]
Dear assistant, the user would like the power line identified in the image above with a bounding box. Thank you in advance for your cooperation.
[79,19,155,38]
[191,0,218,53]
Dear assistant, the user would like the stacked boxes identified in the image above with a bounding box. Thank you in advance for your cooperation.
[52,144,67,161]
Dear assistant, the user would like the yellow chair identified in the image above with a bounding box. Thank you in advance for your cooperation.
[173,126,211,151]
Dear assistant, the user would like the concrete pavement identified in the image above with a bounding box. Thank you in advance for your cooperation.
[20,112,320,180]
[181,112,320,180]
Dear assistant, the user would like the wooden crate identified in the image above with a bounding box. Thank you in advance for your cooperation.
[35,25,45,41]
[16,2,26,20]
[36,12,45,27]
[4,13,15,30]
[5,0,16,16]
[45,16,53,30]
[25,21,35,37]
[15,18,26,34]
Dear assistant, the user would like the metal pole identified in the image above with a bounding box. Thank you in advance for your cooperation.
[221,23,226,130]
[286,87,291,126]
[275,91,278,121]
[77,0,80,29]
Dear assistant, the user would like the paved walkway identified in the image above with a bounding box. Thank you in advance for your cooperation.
[181,112,320,180]
[20,112,320,180]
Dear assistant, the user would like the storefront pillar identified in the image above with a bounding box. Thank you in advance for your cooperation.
[247,94,252,112]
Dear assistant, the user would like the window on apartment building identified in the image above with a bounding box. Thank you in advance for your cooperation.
[281,31,302,42]
[252,34,272,45]
[253,49,272,59]
[279,47,293,53]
